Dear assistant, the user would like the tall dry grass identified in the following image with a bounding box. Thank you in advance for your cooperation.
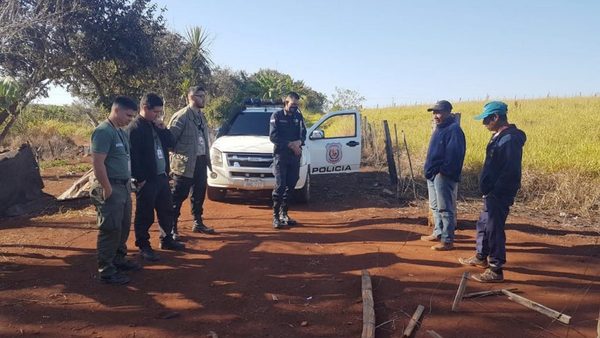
[360,96,600,217]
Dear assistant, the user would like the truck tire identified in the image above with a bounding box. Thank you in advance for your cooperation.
[207,186,226,201]
[294,170,310,203]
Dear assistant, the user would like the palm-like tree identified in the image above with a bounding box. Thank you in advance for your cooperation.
[181,26,213,91]
[0,77,21,143]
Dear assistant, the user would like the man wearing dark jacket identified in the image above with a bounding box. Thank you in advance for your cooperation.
[421,100,466,251]
[459,101,526,283]
[269,92,307,229]
[128,93,184,262]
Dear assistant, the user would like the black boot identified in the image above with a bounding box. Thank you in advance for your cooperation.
[280,200,297,226]
[192,218,216,234]
[273,200,283,229]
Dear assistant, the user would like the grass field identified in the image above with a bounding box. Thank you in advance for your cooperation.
[358,96,600,216]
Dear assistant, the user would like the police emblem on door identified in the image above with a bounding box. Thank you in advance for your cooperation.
[326,143,343,164]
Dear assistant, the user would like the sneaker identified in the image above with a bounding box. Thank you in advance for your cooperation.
[273,216,284,229]
[458,255,489,268]
[192,221,216,234]
[431,242,454,251]
[420,234,441,242]
[100,272,130,285]
[160,240,185,251]
[139,248,160,262]
[472,269,504,283]
[114,259,142,272]
[280,212,298,226]
[172,231,181,241]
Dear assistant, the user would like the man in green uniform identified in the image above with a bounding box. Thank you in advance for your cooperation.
[90,96,140,285]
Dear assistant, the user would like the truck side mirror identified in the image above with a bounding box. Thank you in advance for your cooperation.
[310,129,324,140]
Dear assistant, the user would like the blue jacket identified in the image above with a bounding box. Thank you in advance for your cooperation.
[479,124,527,204]
[424,116,466,182]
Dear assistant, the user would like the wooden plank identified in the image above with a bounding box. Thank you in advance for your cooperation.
[596,308,599,338]
[361,270,375,338]
[427,330,444,338]
[403,304,425,337]
[501,289,571,324]
[463,288,518,299]
[452,272,470,311]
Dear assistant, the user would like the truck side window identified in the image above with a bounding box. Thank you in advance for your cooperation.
[315,114,356,139]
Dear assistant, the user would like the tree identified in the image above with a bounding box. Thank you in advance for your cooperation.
[0,0,192,142]
[329,87,365,111]
[247,69,326,112]
[0,0,78,143]
[180,26,213,95]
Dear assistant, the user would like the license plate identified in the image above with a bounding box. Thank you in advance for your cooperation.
[243,178,263,188]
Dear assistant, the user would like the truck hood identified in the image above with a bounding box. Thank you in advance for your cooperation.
[211,135,273,154]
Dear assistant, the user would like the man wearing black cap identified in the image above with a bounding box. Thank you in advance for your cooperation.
[421,100,466,251]
[459,101,526,283]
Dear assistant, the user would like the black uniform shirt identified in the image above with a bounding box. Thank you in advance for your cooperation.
[269,109,307,154]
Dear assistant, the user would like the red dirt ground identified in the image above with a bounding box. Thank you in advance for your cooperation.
[1,168,598,338]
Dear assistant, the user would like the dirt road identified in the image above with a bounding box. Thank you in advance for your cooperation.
[1,170,598,337]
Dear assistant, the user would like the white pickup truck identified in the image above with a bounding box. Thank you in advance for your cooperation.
[206,102,362,202]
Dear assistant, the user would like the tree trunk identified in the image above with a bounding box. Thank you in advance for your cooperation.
[0,114,16,144]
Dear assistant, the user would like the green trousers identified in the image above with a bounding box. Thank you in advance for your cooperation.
[91,182,132,278]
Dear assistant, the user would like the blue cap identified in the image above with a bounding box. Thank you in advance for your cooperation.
[474,101,508,120]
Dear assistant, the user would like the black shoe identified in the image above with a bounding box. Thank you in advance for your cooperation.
[114,259,142,272]
[100,272,130,285]
[160,240,185,251]
[192,221,216,234]
[139,248,160,262]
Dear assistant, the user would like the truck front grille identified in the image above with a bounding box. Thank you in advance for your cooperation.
[227,153,273,168]
[230,172,274,178]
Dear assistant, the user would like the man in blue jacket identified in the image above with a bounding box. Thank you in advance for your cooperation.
[459,101,526,283]
[421,100,466,251]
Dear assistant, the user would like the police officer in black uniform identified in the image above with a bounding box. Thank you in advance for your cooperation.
[269,92,307,229]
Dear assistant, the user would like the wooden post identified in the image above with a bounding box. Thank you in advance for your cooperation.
[383,120,398,186]
[452,272,470,311]
[501,289,571,324]
[393,123,401,199]
[403,304,425,337]
[401,130,417,199]
[361,270,375,338]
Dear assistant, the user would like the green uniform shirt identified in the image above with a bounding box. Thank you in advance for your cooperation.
[91,120,131,180]
[152,128,167,175]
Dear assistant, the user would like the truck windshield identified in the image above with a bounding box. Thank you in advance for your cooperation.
[226,112,272,136]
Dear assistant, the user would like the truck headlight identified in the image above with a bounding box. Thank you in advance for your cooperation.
[211,148,223,167]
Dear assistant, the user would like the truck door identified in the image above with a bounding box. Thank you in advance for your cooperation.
[307,109,362,175]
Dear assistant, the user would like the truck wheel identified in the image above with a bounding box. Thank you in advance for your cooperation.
[207,187,226,201]
[294,170,310,203]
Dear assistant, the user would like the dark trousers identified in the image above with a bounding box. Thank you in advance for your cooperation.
[272,153,300,209]
[475,196,511,271]
[91,182,131,278]
[172,155,207,232]
[133,174,174,249]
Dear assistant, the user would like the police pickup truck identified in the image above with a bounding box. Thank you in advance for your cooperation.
[207,99,362,202]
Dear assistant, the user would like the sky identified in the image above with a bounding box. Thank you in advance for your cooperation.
[39,0,600,107]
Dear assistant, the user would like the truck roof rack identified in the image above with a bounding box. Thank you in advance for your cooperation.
[243,98,283,107]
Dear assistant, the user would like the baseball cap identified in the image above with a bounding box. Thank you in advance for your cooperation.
[427,100,453,112]
[474,101,508,120]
